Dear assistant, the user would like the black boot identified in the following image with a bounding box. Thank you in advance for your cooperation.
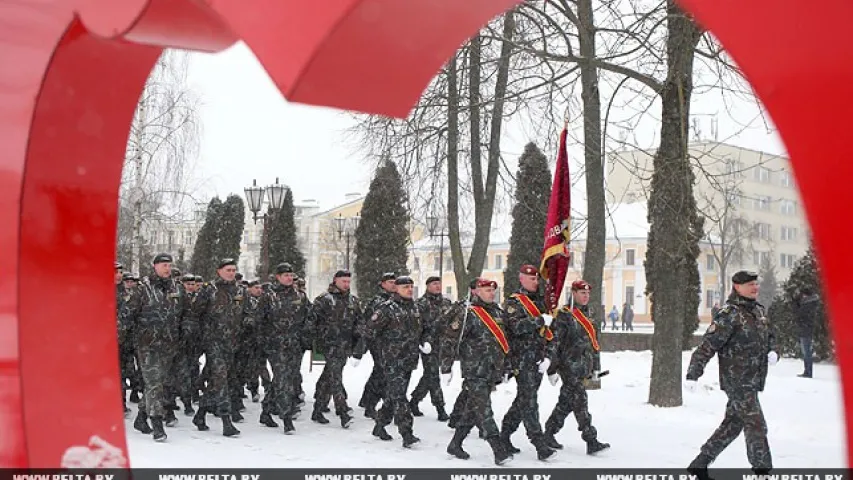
[250,389,260,403]
[183,403,195,416]
[192,406,209,431]
[447,428,471,460]
[402,430,421,448]
[282,416,295,435]
[231,408,244,423]
[164,409,178,427]
[311,410,330,424]
[436,404,449,422]
[133,410,152,434]
[364,406,376,419]
[221,415,240,437]
[543,430,563,450]
[150,416,167,442]
[687,453,715,480]
[236,399,246,412]
[500,432,521,454]
[372,424,392,441]
[587,439,610,455]
[486,436,513,466]
[340,411,354,429]
[409,399,423,417]
[260,411,279,428]
[533,436,556,461]
[129,390,141,403]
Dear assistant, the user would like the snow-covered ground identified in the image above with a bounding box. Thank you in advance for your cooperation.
[127,351,844,468]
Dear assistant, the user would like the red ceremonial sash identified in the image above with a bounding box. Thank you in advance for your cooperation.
[571,307,601,352]
[470,305,510,354]
[511,293,553,341]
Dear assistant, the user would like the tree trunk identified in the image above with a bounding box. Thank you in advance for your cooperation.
[577,0,606,329]
[647,0,703,407]
[446,54,468,299]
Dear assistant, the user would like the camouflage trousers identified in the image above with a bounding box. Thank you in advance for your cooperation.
[455,377,500,438]
[120,344,142,393]
[699,390,772,469]
[264,347,302,418]
[199,341,239,416]
[177,341,202,402]
[236,336,267,393]
[314,355,349,415]
[410,352,444,407]
[375,366,415,434]
[359,346,385,410]
[544,371,596,443]
[502,364,545,441]
[136,342,175,418]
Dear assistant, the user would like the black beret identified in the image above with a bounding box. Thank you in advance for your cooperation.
[235,272,243,281]
[172,268,182,278]
[334,270,351,279]
[217,258,237,269]
[181,274,195,282]
[247,280,261,287]
[732,270,759,285]
[426,276,441,285]
[275,263,294,274]
[121,272,135,281]
[194,275,203,283]
[469,278,479,290]
[381,272,397,282]
[114,262,123,270]
[395,276,414,286]
[296,278,306,285]
[152,253,173,265]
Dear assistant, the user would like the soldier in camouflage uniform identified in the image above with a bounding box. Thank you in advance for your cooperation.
[191,258,243,437]
[686,270,777,474]
[259,263,313,434]
[121,271,144,403]
[446,278,479,430]
[542,279,610,455]
[311,270,360,428]
[410,276,452,421]
[500,264,556,461]
[440,278,514,465]
[123,253,184,442]
[358,272,398,418]
[115,262,131,417]
[365,276,432,447]
[237,280,265,406]
[177,273,203,416]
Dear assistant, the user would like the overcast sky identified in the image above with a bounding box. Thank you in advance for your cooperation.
[184,42,786,214]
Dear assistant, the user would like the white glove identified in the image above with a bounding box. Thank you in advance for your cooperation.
[538,358,551,374]
[541,314,553,328]
[548,373,560,386]
[440,372,453,386]
[419,342,432,354]
[768,351,778,366]
[348,357,361,368]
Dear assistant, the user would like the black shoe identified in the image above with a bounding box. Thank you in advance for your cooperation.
[502,434,521,454]
[184,404,195,416]
[312,411,330,424]
[486,436,513,466]
[164,410,178,427]
[133,411,152,434]
[231,409,244,423]
[340,411,354,429]
[221,415,240,437]
[752,468,772,475]
[192,407,209,431]
[543,433,563,450]
[372,424,392,441]
[260,412,279,428]
[687,456,715,480]
[534,439,556,461]
[409,400,423,417]
[436,405,449,422]
[282,417,295,435]
[150,416,167,442]
[447,429,470,460]
[798,373,813,378]
[587,439,610,455]
[402,432,421,448]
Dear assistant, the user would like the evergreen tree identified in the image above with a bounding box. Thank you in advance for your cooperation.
[173,247,189,273]
[683,242,702,349]
[503,142,551,299]
[767,246,832,360]
[260,188,306,278]
[757,254,778,309]
[215,194,245,267]
[354,160,410,297]
[190,197,223,279]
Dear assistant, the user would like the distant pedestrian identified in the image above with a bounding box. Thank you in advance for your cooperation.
[795,287,819,378]
[621,303,634,331]
[607,306,619,331]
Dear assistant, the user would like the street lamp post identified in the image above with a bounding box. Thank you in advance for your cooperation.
[244,177,288,279]
[336,212,360,270]
[427,216,450,281]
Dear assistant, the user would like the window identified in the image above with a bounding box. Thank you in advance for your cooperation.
[706,254,715,271]
[780,254,797,269]
[780,170,793,188]
[753,166,771,183]
[433,255,441,271]
[754,196,771,211]
[780,200,797,215]
[446,286,453,297]
[781,226,798,242]
[725,159,744,177]
[706,289,715,309]
[625,286,635,304]
[625,249,636,266]
[754,223,771,240]
[413,256,420,271]
[184,230,194,245]
[753,250,770,266]
[494,254,503,270]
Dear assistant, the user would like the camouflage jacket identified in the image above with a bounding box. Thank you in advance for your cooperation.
[358,290,394,339]
[196,278,246,350]
[364,294,431,371]
[688,294,777,392]
[503,289,550,370]
[261,283,312,353]
[440,297,510,383]
[124,274,184,349]
[546,304,600,380]
[417,292,451,352]
[116,283,130,346]
[240,293,264,347]
[180,291,204,344]
[313,284,362,359]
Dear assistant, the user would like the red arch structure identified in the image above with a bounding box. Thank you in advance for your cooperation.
[0,0,849,468]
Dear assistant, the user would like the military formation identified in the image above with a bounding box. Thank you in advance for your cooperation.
[116,252,776,471]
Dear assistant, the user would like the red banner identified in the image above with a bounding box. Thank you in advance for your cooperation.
[539,126,572,314]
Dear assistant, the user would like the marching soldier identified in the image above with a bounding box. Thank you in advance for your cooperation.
[177,273,203,416]
[237,280,265,405]
[446,278,480,430]
[410,276,452,421]
[440,278,514,465]
[686,270,776,475]
[542,279,609,455]
[365,276,432,447]
[115,262,131,417]
[358,272,398,418]
[192,258,244,437]
[312,270,361,428]
[500,264,556,460]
